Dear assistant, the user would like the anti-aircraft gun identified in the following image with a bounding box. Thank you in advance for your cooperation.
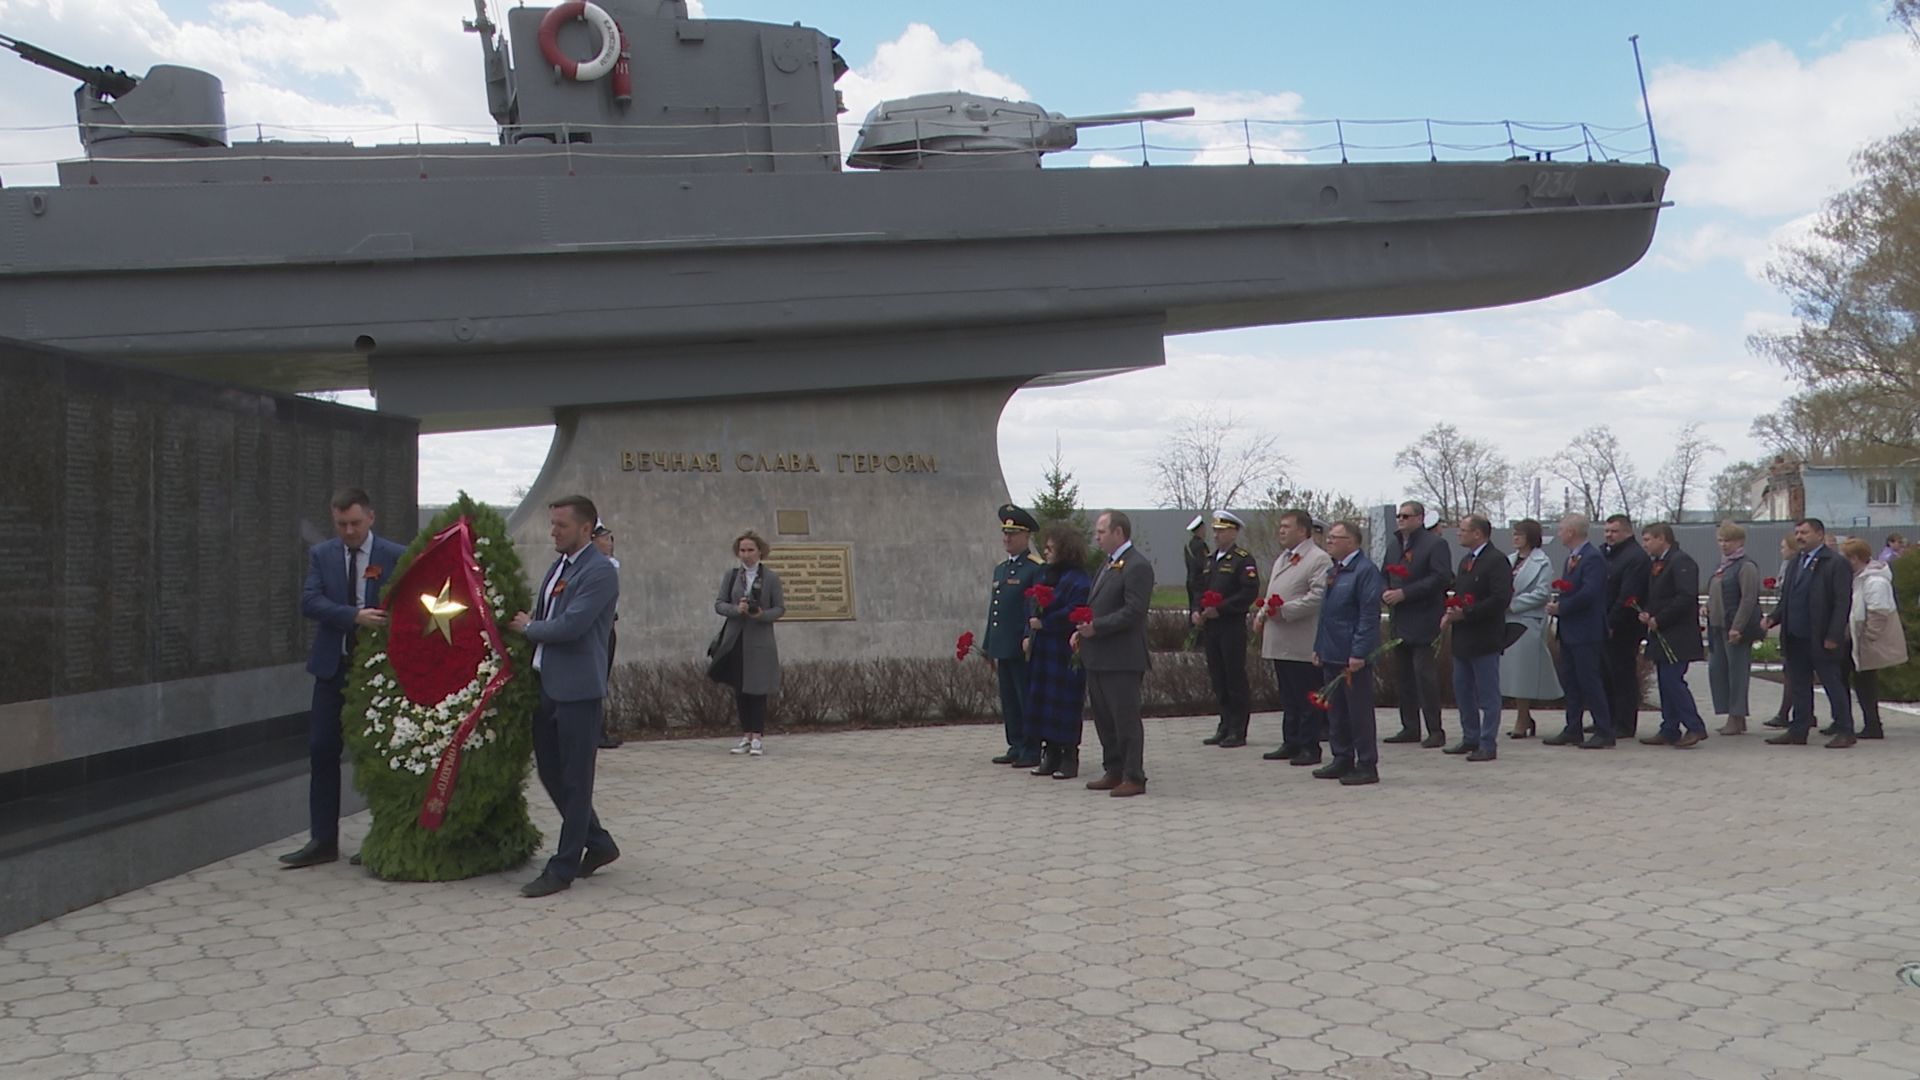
[847,92,1195,170]
[1,32,226,156]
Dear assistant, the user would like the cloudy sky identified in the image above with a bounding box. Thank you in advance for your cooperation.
[4,1,1918,511]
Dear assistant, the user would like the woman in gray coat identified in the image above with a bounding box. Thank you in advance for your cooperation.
[712,530,785,756]
[1501,519,1561,737]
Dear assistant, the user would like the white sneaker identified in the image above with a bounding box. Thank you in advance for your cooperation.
[729,736,752,755]
[748,737,764,757]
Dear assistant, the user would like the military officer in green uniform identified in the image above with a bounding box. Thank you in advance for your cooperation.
[983,504,1045,767]
[1194,510,1261,747]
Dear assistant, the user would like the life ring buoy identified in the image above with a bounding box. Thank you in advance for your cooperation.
[538,1,632,104]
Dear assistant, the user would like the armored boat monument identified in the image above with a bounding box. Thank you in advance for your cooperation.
[0,0,1670,662]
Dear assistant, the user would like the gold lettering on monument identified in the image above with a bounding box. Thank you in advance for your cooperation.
[760,544,854,621]
[618,451,937,475]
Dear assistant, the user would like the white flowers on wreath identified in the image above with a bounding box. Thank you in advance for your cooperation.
[360,562,519,776]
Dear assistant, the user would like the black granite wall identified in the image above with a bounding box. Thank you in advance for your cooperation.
[0,340,418,711]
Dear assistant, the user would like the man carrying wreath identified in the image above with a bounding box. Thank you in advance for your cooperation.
[509,494,622,897]
[282,487,405,869]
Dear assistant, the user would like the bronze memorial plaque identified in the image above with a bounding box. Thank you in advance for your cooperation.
[761,543,853,621]
[775,509,811,536]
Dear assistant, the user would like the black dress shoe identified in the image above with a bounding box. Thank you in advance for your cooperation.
[1382,731,1421,744]
[1290,749,1323,766]
[1311,760,1352,779]
[1217,736,1248,748]
[1763,716,1789,729]
[1009,758,1042,769]
[1541,731,1582,746]
[1860,727,1885,740]
[580,845,621,877]
[1420,732,1447,749]
[1824,733,1857,749]
[1466,748,1497,762]
[1441,741,1475,755]
[1339,766,1380,786]
[1201,732,1225,745]
[991,752,1016,764]
[278,841,339,869]
[520,871,572,897]
[598,736,624,749]
[1577,736,1615,749]
[1262,745,1298,761]
[1766,731,1808,745]
[1819,723,1840,736]
[349,852,363,867]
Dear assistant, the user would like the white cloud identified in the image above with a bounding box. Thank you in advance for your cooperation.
[837,23,1027,133]
[1650,33,1920,217]
[999,294,1795,509]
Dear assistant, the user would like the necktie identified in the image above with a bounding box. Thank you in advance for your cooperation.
[343,545,362,655]
[1801,553,1813,572]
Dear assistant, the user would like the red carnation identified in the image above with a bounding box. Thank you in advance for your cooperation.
[955,631,975,662]
[1307,691,1329,711]
[1625,595,1640,607]
[1265,594,1285,614]
[1025,583,1056,610]
[1551,578,1574,592]
[1385,564,1411,579]
[1200,590,1224,610]
[1069,605,1095,626]
[1763,577,1778,589]
[1462,593,1475,605]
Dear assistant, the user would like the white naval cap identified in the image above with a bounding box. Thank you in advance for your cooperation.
[1211,510,1244,530]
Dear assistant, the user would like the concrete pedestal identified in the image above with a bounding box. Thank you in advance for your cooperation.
[508,382,1020,663]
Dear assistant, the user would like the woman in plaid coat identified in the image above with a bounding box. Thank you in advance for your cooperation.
[1025,523,1093,779]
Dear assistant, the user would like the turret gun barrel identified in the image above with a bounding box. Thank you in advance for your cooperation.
[1057,107,1196,128]
[0,32,138,97]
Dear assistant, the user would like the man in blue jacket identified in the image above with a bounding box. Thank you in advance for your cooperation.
[1311,520,1387,786]
[282,487,405,869]
[1543,513,1615,749]
[510,494,622,897]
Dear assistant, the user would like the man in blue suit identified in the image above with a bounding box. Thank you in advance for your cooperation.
[282,487,406,869]
[1543,513,1615,749]
[510,494,622,897]
[1311,520,1387,786]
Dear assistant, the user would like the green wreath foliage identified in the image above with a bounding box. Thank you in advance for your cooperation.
[342,492,541,880]
[1879,550,1920,702]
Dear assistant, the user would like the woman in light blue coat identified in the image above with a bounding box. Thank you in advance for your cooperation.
[1501,518,1562,737]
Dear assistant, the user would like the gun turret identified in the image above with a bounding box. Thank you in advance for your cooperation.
[848,93,1196,171]
[0,33,138,97]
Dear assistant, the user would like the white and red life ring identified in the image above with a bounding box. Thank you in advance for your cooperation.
[538,1,632,105]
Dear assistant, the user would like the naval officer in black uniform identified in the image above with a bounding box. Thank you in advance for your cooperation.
[1195,510,1261,747]
[983,504,1046,768]
[1183,513,1209,610]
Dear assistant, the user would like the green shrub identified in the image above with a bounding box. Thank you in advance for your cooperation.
[341,494,540,881]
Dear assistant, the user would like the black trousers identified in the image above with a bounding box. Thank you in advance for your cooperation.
[1391,641,1442,737]
[1203,618,1251,737]
[307,673,348,846]
[1271,659,1322,751]
[1604,632,1643,736]
[532,688,616,881]
[1784,634,1853,737]
[737,692,768,734]
[1855,665,1883,735]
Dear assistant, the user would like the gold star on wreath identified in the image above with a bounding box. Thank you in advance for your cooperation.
[419,578,469,644]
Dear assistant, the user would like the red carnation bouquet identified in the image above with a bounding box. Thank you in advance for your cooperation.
[955,631,975,662]
[1623,595,1678,662]
[1763,577,1778,590]
[1551,578,1574,592]
[1024,583,1056,615]
[1264,594,1285,616]
[1068,605,1095,666]
[1308,637,1404,709]
[1187,590,1226,649]
[1384,563,1411,580]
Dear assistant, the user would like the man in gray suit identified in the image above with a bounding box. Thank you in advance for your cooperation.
[1073,510,1156,798]
[509,495,622,897]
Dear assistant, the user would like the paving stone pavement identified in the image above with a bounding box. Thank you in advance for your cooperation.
[6,675,1920,1080]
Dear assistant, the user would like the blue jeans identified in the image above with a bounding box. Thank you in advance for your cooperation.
[1654,660,1707,738]
[1451,652,1501,753]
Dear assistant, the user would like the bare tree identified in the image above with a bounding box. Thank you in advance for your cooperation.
[1544,425,1646,520]
[1653,422,1721,522]
[1708,457,1768,521]
[1392,423,1511,523]
[1148,404,1290,512]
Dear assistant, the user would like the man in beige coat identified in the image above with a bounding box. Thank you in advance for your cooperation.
[1255,509,1335,766]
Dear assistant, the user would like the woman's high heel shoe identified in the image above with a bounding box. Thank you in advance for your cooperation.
[1508,715,1536,739]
